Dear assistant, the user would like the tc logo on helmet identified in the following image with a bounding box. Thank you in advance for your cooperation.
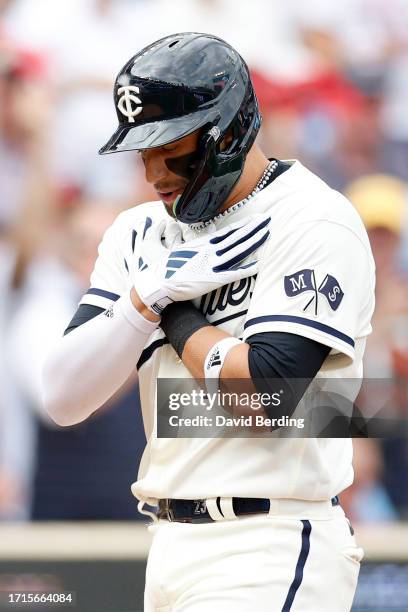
[117,85,142,123]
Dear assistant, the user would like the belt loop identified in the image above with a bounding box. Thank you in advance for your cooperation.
[138,500,159,523]
[219,497,238,520]
[267,499,280,517]
[206,497,225,521]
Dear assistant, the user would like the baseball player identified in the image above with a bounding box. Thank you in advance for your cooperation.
[43,33,375,611]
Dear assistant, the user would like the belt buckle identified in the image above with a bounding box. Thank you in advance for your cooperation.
[165,499,175,522]
[158,499,175,521]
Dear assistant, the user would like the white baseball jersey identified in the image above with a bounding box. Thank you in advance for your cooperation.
[80,160,375,504]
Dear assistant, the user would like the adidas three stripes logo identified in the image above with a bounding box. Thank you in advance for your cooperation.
[165,250,198,279]
[206,348,222,370]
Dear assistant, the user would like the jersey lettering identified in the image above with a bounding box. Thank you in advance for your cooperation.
[199,277,255,317]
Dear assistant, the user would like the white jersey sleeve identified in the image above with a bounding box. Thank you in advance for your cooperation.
[242,219,375,361]
[79,216,129,310]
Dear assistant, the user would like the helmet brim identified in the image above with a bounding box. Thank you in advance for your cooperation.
[99,108,216,154]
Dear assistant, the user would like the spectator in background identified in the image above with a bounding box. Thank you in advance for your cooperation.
[340,439,398,523]
[0,39,52,256]
[347,173,408,519]
[2,0,156,201]
[0,37,53,520]
[346,174,408,377]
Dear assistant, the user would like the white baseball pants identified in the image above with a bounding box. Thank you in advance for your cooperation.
[143,500,363,612]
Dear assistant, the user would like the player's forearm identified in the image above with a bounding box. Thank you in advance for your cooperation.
[42,292,158,426]
[182,328,262,419]
[183,329,265,421]
[182,326,251,380]
[160,302,266,422]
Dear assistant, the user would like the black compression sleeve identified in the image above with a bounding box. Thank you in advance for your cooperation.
[64,304,105,335]
[247,332,330,419]
[248,332,330,379]
[160,301,210,358]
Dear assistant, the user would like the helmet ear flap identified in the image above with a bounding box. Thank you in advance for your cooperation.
[164,124,220,181]
[218,127,235,153]
[173,88,261,224]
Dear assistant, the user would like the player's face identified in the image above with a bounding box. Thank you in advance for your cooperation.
[139,130,201,217]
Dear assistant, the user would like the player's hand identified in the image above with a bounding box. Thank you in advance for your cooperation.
[129,215,182,274]
[133,215,271,315]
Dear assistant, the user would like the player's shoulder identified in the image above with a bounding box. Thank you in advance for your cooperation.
[264,160,371,250]
[104,200,167,243]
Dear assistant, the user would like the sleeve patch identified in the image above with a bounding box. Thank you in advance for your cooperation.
[284,269,344,314]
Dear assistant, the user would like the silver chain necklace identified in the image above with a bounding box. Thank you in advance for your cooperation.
[189,159,278,232]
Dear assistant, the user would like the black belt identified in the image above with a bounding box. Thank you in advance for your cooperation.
[157,496,339,523]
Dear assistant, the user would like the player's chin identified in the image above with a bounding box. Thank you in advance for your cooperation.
[159,191,184,218]
[163,203,176,218]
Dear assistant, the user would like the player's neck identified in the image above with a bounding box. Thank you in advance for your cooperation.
[219,144,270,213]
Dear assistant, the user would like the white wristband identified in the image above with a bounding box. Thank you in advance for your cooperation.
[119,291,160,332]
[204,337,242,394]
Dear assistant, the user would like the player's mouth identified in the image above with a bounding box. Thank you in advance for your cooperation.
[156,188,184,205]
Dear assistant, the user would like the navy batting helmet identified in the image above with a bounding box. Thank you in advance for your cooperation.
[99,32,261,224]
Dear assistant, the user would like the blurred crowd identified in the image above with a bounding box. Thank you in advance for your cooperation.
[1,0,408,523]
